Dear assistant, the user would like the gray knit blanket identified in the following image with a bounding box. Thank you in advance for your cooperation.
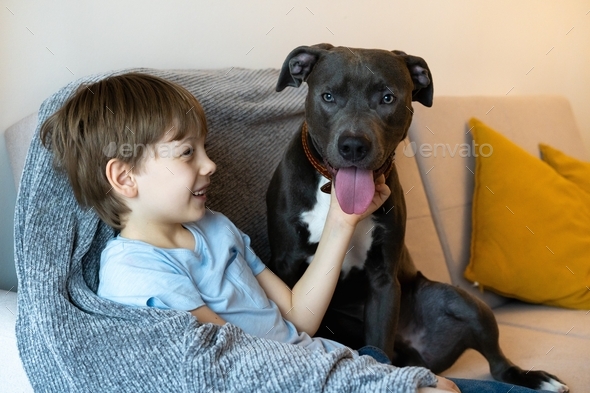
[14,68,436,392]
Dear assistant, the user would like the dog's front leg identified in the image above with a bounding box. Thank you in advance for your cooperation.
[363,245,400,360]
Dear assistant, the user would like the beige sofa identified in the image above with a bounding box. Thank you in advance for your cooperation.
[2,95,588,392]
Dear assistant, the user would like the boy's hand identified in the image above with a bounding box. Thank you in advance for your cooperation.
[329,174,391,227]
[417,376,461,393]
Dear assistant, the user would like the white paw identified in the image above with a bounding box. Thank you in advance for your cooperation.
[539,378,569,393]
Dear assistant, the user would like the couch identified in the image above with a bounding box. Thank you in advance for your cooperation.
[2,79,588,391]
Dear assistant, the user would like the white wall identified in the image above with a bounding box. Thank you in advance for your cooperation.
[1,0,589,289]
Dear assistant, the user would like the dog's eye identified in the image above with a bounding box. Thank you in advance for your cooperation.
[322,93,334,103]
[381,94,395,104]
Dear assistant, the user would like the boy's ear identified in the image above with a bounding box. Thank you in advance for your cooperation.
[106,159,137,198]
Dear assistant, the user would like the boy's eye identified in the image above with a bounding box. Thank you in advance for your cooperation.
[182,147,194,156]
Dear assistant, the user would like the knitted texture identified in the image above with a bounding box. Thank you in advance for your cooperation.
[14,68,437,392]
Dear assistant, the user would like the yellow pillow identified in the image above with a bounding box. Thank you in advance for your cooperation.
[465,118,590,309]
[539,143,590,195]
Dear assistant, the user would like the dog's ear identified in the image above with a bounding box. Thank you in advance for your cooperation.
[276,44,334,92]
[393,50,434,107]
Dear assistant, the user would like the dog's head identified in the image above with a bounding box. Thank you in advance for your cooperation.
[276,44,433,213]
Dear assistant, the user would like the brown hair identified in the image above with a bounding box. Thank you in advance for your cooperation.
[40,72,208,230]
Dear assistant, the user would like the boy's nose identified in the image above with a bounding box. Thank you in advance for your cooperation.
[201,156,216,176]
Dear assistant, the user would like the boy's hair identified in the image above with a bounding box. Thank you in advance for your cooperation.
[40,72,208,230]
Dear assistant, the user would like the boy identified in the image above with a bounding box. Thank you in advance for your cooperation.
[45,71,528,393]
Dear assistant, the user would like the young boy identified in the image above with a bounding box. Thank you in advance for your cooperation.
[41,72,391,352]
[43,72,539,393]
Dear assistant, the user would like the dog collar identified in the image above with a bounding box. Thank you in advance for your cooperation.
[301,122,332,191]
[301,122,395,194]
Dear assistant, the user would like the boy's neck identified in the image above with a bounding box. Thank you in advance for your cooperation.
[120,220,195,250]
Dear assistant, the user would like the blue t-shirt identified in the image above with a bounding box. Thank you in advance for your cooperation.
[98,210,348,354]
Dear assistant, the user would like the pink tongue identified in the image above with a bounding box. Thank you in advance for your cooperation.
[334,167,375,214]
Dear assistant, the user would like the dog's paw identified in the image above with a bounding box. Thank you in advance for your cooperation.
[502,367,569,392]
[538,377,569,393]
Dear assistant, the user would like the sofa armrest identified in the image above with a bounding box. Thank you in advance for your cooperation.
[4,112,38,190]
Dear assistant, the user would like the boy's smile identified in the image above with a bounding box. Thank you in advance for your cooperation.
[189,187,208,197]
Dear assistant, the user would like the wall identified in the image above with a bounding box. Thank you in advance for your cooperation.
[1,0,589,290]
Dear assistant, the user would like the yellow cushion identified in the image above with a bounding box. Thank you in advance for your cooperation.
[539,143,590,195]
[464,118,590,309]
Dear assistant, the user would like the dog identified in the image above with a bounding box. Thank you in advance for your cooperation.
[266,43,568,392]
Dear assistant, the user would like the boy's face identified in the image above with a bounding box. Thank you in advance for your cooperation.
[131,132,216,225]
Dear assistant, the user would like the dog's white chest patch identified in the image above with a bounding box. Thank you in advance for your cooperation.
[300,179,377,277]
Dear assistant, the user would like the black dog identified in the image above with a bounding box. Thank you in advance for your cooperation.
[266,43,568,392]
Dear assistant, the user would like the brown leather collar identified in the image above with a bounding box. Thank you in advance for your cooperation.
[301,122,395,194]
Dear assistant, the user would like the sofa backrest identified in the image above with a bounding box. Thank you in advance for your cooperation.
[7,90,585,309]
[3,90,452,289]
[395,140,452,285]
[409,95,588,308]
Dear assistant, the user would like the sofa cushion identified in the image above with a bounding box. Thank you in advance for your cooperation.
[493,301,590,340]
[409,96,589,309]
[540,143,590,195]
[0,291,33,392]
[465,118,590,309]
[442,322,588,392]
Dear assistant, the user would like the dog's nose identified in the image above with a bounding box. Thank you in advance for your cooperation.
[338,135,371,162]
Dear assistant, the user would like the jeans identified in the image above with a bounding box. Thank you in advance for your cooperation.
[357,346,554,393]
[450,378,554,393]
[357,345,392,365]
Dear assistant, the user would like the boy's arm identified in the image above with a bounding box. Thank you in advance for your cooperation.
[190,305,226,326]
[257,176,390,337]
[256,213,354,336]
